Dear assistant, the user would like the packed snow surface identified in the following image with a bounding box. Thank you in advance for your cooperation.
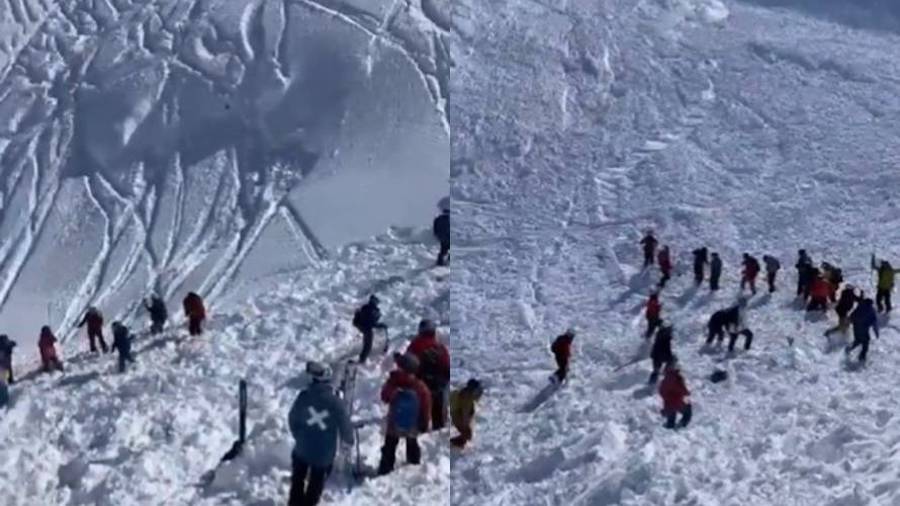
[451,0,900,505]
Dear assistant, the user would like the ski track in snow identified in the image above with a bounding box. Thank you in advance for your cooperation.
[452,0,900,505]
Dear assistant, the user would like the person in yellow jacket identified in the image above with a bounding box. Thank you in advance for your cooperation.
[450,379,483,449]
[872,254,900,313]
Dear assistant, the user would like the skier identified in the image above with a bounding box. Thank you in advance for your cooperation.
[550,329,575,384]
[405,319,450,431]
[706,298,747,347]
[824,286,856,336]
[657,246,673,288]
[846,298,879,363]
[288,361,354,506]
[183,292,206,336]
[648,321,674,384]
[645,292,662,339]
[871,254,900,313]
[763,255,780,293]
[352,295,387,365]
[741,253,760,295]
[658,360,692,429]
[692,247,709,285]
[709,252,723,291]
[796,250,814,299]
[378,353,432,476]
[433,208,450,267]
[38,326,64,372]
[0,335,16,384]
[111,322,136,373]
[640,231,658,268]
[807,272,831,312]
[144,295,168,335]
[76,307,108,353]
[450,379,484,449]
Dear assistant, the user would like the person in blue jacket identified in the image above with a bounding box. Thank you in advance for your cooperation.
[847,298,879,363]
[111,322,136,373]
[288,361,354,506]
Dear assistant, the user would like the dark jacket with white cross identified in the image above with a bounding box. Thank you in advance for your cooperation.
[288,381,354,468]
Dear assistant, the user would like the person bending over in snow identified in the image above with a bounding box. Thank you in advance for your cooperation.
[741,253,761,295]
[76,306,108,353]
[807,271,831,312]
[706,298,747,347]
[871,254,900,313]
[111,322,136,373]
[433,208,450,267]
[658,360,692,429]
[763,255,780,293]
[796,250,814,300]
[288,362,353,506]
[378,353,432,476]
[692,247,709,285]
[645,293,662,339]
[709,252,723,291]
[405,319,451,431]
[649,322,674,384]
[38,326,63,373]
[183,292,206,336]
[825,286,859,337]
[657,246,673,288]
[0,335,16,384]
[550,329,575,384]
[352,295,387,365]
[640,231,658,268]
[847,298,879,363]
[450,379,484,449]
[144,295,168,335]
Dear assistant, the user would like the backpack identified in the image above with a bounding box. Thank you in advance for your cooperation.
[352,309,362,330]
[391,388,420,436]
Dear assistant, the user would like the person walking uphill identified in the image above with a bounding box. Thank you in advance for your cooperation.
[76,307,108,353]
[144,295,168,335]
[433,208,450,267]
[352,295,387,365]
[111,322,136,373]
[658,246,673,288]
[378,353,431,476]
[183,292,206,336]
[645,293,662,339]
[709,252,723,291]
[38,326,63,373]
[648,322,674,384]
[871,254,900,313]
[658,361,692,429]
[847,298,879,363]
[692,247,709,285]
[640,231,658,268]
[405,319,451,430]
[288,362,353,506]
[0,335,16,384]
[450,379,484,449]
[741,254,761,295]
[550,329,575,384]
[763,255,780,293]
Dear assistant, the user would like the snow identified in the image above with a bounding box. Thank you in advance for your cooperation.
[452,0,900,505]
[0,0,449,504]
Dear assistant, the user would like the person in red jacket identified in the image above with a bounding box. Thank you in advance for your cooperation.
[645,293,662,339]
[807,273,831,312]
[378,353,432,476]
[550,329,575,384]
[658,360,691,429]
[39,326,64,372]
[741,254,760,295]
[183,292,206,336]
[405,319,450,431]
[657,246,673,288]
[76,307,108,353]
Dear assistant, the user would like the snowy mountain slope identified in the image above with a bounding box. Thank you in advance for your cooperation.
[451,1,900,505]
[0,227,450,505]
[0,0,450,340]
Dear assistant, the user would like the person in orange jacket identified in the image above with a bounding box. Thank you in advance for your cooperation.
[807,272,831,312]
[645,293,662,339]
[658,360,692,429]
[405,319,450,431]
[39,326,63,372]
[183,292,206,336]
[378,353,432,476]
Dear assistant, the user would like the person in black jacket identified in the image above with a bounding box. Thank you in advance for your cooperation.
[648,322,674,384]
[144,295,168,335]
[433,209,450,267]
[640,231,658,268]
[709,253,723,291]
[353,295,387,364]
[692,248,709,286]
[796,250,813,299]
[706,299,747,347]
[825,286,860,337]
[111,322,135,373]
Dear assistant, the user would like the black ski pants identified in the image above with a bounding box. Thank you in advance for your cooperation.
[88,329,108,353]
[877,289,892,312]
[553,353,569,382]
[767,271,777,293]
[288,456,332,506]
[437,241,449,266]
[645,316,661,339]
[378,435,421,475]
[430,387,447,431]
[644,250,654,268]
[117,351,135,373]
[706,324,726,345]
[358,328,374,364]
[728,331,753,352]
[710,272,721,291]
[807,297,828,312]
[848,328,871,362]
[664,404,692,429]
[188,316,203,336]
[693,266,704,285]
